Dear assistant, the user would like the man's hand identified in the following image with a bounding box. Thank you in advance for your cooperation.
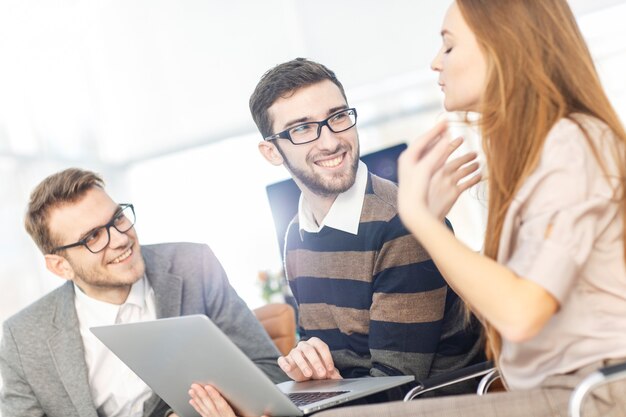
[188,384,270,417]
[277,337,342,381]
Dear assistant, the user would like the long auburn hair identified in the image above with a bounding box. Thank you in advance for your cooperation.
[456,0,626,359]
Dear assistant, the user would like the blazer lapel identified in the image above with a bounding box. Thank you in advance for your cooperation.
[142,246,183,319]
[48,282,98,417]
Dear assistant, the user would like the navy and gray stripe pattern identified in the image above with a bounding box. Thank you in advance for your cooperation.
[285,173,482,385]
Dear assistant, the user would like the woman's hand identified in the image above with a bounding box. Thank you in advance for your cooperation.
[428,139,481,220]
[398,120,481,232]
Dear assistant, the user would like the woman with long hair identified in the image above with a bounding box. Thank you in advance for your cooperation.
[319,0,626,416]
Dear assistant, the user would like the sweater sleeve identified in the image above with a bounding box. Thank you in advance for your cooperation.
[368,216,448,380]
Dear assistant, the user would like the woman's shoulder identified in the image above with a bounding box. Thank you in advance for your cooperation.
[511,114,619,219]
[541,114,615,164]
[545,114,613,148]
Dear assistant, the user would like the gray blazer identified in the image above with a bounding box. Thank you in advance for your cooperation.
[0,242,286,417]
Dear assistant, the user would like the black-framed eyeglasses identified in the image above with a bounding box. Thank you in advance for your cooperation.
[49,204,136,254]
[264,108,357,145]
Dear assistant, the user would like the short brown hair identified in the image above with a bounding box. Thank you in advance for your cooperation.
[249,58,347,139]
[25,168,105,254]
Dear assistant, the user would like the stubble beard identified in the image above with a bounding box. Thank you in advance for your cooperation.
[68,249,146,290]
[279,143,360,198]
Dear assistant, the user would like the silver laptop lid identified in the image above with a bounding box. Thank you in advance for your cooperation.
[91,315,302,417]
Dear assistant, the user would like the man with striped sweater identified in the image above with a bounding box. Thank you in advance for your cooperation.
[250,58,482,398]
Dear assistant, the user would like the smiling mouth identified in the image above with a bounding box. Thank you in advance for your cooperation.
[315,153,345,168]
[110,247,132,264]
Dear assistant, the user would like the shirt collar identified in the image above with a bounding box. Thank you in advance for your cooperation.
[73,275,151,326]
[124,275,148,309]
[298,160,368,238]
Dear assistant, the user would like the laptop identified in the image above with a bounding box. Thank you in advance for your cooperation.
[91,315,414,417]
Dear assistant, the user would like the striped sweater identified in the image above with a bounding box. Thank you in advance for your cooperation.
[284,173,482,386]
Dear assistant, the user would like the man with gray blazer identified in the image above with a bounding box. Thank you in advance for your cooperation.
[0,168,286,417]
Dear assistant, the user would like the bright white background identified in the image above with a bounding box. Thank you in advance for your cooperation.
[1,0,625,330]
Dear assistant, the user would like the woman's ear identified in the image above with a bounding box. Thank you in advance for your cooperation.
[258,141,284,166]
[44,254,75,281]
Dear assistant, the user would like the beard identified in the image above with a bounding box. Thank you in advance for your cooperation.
[67,248,145,291]
[278,142,360,198]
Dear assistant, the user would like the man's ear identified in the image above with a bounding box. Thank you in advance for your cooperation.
[44,254,75,281]
[258,141,284,166]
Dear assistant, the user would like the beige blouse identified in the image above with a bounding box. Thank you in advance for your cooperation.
[497,115,626,390]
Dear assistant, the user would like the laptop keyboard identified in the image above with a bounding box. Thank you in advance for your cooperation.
[288,391,350,407]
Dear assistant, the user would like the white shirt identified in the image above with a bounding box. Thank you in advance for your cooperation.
[74,277,156,417]
[298,160,368,238]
